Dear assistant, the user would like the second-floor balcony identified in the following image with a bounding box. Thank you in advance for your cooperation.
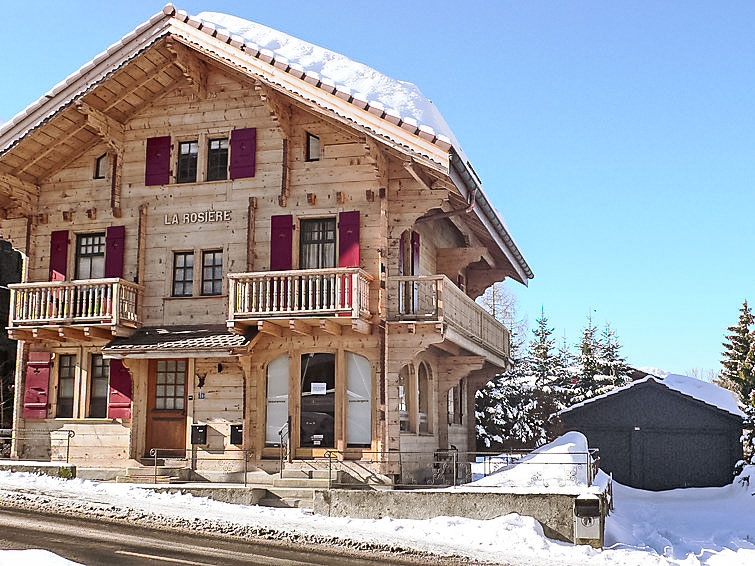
[228,268,373,335]
[7,278,143,342]
[387,275,511,366]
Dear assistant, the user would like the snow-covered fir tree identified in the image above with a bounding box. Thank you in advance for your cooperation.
[562,315,614,404]
[720,300,755,465]
[598,323,631,387]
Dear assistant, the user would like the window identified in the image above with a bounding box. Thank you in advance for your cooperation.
[172,252,194,297]
[448,383,462,425]
[88,354,109,418]
[398,365,412,432]
[206,138,229,181]
[418,363,431,434]
[299,218,336,269]
[75,233,105,279]
[305,132,320,161]
[201,250,223,295]
[94,154,107,179]
[155,360,186,410]
[177,140,198,183]
[56,354,76,418]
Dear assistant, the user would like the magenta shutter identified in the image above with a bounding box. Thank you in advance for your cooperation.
[145,136,171,186]
[108,359,132,419]
[338,211,360,267]
[49,230,68,282]
[411,231,421,275]
[230,128,256,179]
[270,215,293,270]
[23,352,51,419]
[105,226,126,278]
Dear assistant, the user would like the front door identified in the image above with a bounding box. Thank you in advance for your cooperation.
[146,359,187,458]
[299,353,335,450]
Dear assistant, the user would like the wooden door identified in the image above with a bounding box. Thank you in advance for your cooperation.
[146,359,187,458]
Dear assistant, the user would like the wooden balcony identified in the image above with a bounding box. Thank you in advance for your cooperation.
[7,278,143,342]
[387,275,510,366]
[228,268,373,336]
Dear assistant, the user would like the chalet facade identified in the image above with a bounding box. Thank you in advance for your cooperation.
[0,5,532,483]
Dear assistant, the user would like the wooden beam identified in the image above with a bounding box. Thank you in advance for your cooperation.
[7,328,34,341]
[84,326,114,340]
[435,247,487,280]
[466,268,516,299]
[60,326,90,342]
[166,41,207,100]
[14,120,88,176]
[351,319,371,335]
[257,320,282,336]
[289,319,313,335]
[31,327,62,341]
[365,137,389,189]
[102,58,179,112]
[319,319,342,336]
[74,101,124,152]
[247,197,257,271]
[39,137,101,183]
[0,173,39,215]
[227,321,248,335]
[403,159,445,193]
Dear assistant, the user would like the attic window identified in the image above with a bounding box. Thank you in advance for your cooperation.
[306,132,320,162]
[94,154,107,179]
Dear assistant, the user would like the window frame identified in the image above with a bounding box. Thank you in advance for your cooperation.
[172,251,194,297]
[154,359,187,411]
[94,153,108,180]
[299,217,337,269]
[201,249,223,296]
[87,354,110,419]
[74,232,106,280]
[305,132,320,162]
[206,137,229,181]
[176,139,199,184]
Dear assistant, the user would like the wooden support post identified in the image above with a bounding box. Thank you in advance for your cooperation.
[247,197,257,271]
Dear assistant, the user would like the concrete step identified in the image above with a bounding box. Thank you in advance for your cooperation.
[126,466,186,477]
[280,468,338,480]
[116,475,181,484]
[272,477,330,489]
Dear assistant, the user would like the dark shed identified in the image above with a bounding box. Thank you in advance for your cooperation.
[556,375,744,491]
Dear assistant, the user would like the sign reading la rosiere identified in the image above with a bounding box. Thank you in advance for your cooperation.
[164,209,232,225]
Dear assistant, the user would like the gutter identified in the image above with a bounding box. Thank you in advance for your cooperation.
[449,151,534,283]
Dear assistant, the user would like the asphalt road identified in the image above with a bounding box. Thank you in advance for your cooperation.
[0,507,428,566]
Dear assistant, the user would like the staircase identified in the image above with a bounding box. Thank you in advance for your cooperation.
[116,462,191,484]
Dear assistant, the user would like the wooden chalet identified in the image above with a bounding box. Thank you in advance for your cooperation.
[0,5,533,483]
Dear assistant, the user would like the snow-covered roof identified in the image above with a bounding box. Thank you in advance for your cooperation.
[557,372,746,419]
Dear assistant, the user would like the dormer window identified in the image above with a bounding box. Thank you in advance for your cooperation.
[94,154,107,179]
[306,132,320,162]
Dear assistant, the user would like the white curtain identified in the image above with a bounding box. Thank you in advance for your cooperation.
[266,355,289,445]
[346,352,372,446]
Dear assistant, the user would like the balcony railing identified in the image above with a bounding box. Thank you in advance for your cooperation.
[228,268,372,321]
[8,278,142,328]
[387,275,510,358]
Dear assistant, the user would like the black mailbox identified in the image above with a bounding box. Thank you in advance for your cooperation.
[191,424,207,445]
[230,424,243,445]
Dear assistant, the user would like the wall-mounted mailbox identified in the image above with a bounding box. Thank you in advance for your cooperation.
[230,424,243,445]
[191,424,207,445]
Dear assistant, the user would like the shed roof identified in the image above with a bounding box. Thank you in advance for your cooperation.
[557,373,746,419]
[103,326,249,357]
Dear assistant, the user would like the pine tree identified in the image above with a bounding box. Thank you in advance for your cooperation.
[598,323,631,387]
[720,300,755,466]
[529,309,559,388]
[563,315,613,404]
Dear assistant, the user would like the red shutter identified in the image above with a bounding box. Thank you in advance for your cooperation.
[23,352,51,419]
[105,226,126,278]
[108,359,132,419]
[49,230,68,282]
[338,211,360,268]
[145,136,171,186]
[270,215,293,270]
[230,128,256,179]
[411,231,421,275]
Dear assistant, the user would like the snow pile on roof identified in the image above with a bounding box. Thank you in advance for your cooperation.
[0,549,80,565]
[562,371,746,418]
[195,12,458,148]
[463,431,594,490]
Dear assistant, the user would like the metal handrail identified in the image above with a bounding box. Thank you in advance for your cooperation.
[278,415,292,475]
[4,429,75,463]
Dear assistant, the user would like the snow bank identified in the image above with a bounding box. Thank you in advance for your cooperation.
[464,431,593,490]
[195,12,458,149]
[0,549,80,565]
[1,467,754,565]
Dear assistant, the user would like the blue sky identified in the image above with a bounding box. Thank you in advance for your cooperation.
[2,1,754,376]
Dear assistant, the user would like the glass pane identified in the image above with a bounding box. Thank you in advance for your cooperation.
[346,353,372,446]
[165,397,174,410]
[266,355,289,445]
[300,353,335,448]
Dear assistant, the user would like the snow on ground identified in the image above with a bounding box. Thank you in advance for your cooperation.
[0,549,80,565]
[464,431,596,492]
[0,465,753,565]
